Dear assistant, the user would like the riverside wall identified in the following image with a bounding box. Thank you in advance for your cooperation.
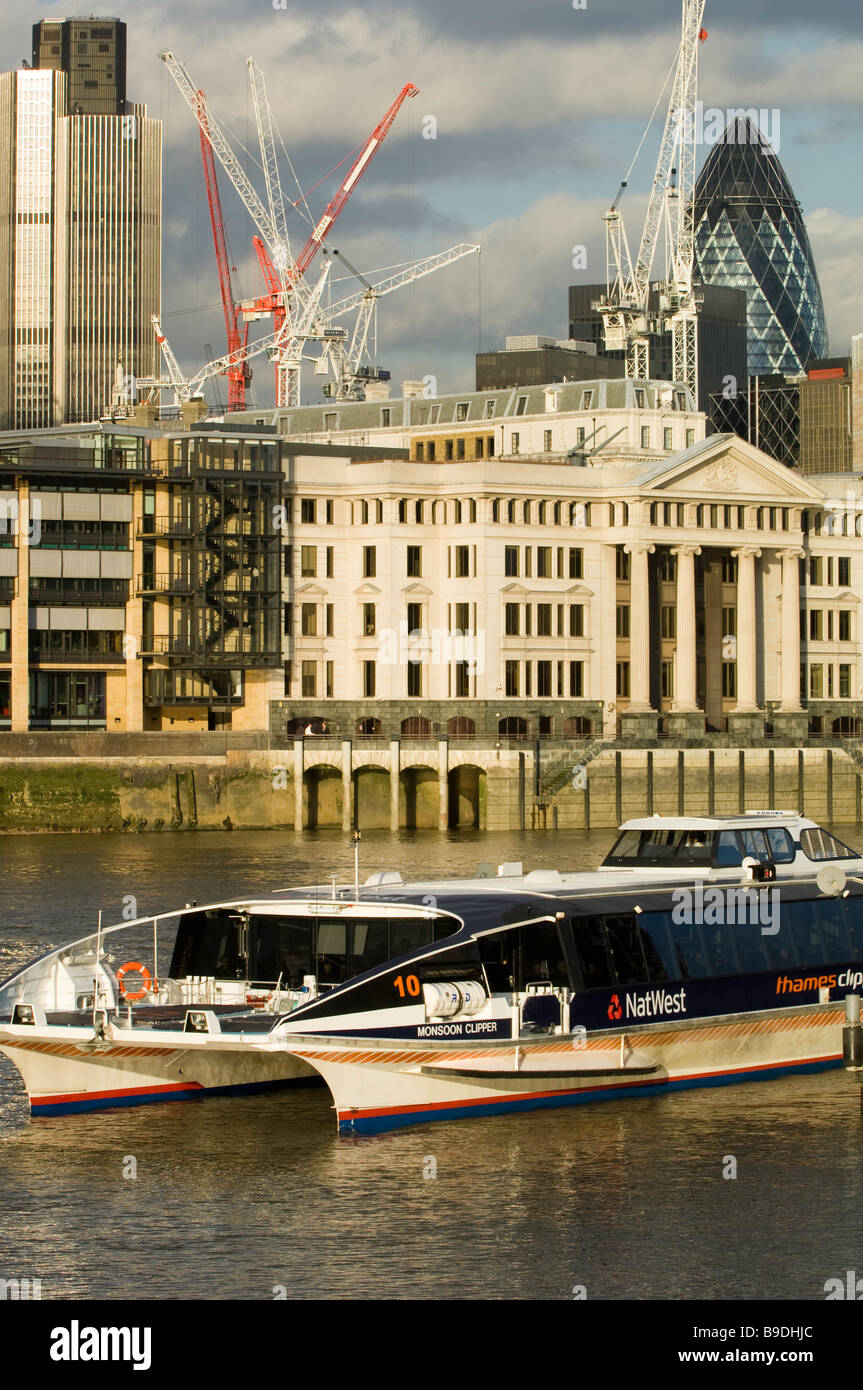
[0,734,861,832]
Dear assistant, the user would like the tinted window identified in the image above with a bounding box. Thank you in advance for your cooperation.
[783,899,825,967]
[604,914,647,985]
[573,916,614,989]
[733,920,769,972]
[845,899,863,957]
[250,915,313,987]
[740,830,770,864]
[316,919,348,985]
[715,831,743,867]
[519,922,569,988]
[668,917,711,979]
[349,920,390,975]
[477,931,515,991]
[637,913,678,981]
[817,897,852,962]
[170,910,245,980]
[700,922,740,976]
[766,828,795,864]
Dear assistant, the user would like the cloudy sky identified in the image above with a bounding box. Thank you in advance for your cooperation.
[8,0,863,405]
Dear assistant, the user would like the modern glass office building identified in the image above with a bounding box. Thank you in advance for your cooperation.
[693,117,828,378]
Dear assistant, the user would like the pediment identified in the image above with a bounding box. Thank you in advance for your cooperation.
[354,582,382,597]
[401,581,433,596]
[296,582,327,597]
[645,437,826,503]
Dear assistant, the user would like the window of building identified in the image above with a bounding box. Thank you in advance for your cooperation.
[641,426,650,449]
[407,662,422,697]
[685,429,695,448]
[485,400,496,419]
[454,602,470,632]
[505,604,520,636]
[363,545,376,578]
[569,547,583,579]
[301,604,317,637]
[427,441,436,462]
[381,408,391,427]
[537,603,552,636]
[663,427,673,450]
[407,546,422,577]
[283,604,293,636]
[398,499,407,523]
[721,606,736,639]
[537,547,552,578]
[301,661,317,697]
[839,557,851,586]
[721,554,738,584]
[810,610,823,641]
[809,556,823,586]
[406,602,422,633]
[544,429,553,451]
[511,432,520,454]
[415,500,424,524]
[454,546,470,578]
[538,501,547,524]
[476,437,484,459]
[456,402,469,422]
[582,391,593,409]
[839,611,851,641]
[537,661,552,697]
[326,546,333,578]
[326,604,334,637]
[616,662,630,698]
[300,545,316,577]
[722,662,737,698]
[570,661,584,697]
[524,605,532,637]
[505,660,519,696]
[616,604,630,638]
[283,545,293,577]
[616,549,630,581]
[454,662,470,697]
[570,605,584,638]
[524,548,533,578]
[635,389,645,409]
[809,664,823,698]
[505,546,519,577]
[363,660,376,697]
[515,396,527,416]
[661,661,674,700]
[840,664,852,698]
[445,440,454,461]
[363,603,376,637]
[661,605,676,640]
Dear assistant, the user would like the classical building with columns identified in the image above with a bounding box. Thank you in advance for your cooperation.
[2,417,862,743]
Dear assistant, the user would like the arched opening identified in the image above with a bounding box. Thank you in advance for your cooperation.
[448,765,485,828]
[400,767,438,829]
[833,716,863,737]
[401,716,432,739]
[447,716,475,740]
[564,716,593,738]
[355,717,381,738]
[352,765,390,829]
[304,766,342,828]
[498,716,528,740]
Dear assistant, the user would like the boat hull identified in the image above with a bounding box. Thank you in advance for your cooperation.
[0,1031,320,1116]
[280,1003,845,1133]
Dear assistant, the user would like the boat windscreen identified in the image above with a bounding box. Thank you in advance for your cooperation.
[603,829,716,867]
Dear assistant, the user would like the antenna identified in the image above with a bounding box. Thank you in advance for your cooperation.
[352,830,361,899]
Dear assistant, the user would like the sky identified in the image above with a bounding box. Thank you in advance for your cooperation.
[6,0,863,406]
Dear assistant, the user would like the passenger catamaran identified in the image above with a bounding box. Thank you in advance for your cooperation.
[2,811,863,1134]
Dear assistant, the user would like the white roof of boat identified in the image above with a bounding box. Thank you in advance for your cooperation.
[619,811,810,830]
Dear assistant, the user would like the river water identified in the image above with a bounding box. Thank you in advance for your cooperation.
[1,826,862,1301]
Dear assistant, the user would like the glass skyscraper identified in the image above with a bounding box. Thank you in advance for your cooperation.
[693,117,828,377]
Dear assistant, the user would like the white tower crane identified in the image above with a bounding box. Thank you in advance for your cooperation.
[597,0,706,400]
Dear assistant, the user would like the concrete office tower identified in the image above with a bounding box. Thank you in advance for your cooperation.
[0,20,161,429]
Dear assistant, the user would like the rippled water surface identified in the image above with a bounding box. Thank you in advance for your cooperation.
[1,827,862,1300]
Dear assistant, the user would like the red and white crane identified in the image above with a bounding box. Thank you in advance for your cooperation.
[197,91,251,412]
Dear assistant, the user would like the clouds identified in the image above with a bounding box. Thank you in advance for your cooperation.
[11,0,861,401]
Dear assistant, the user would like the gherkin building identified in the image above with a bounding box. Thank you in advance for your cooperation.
[693,117,828,377]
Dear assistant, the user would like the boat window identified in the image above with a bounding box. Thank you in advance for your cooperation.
[765,828,795,864]
[764,917,798,971]
[603,830,641,863]
[783,899,825,967]
[477,923,569,991]
[170,910,247,980]
[815,897,852,962]
[573,916,614,989]
[477,932,515,992]
[700,923,740,976]
[740,830,771,864]
[604,914,648,986]
[799,828,860,862]
[317,920,348,986]
[714,831,743,868]
[668,917,711,979]
[249,915,313,987]
[636,915,677,981]
[844,898,863,957]
[732,920,769,973]
[349,920,390,975]
[389,919,434,960]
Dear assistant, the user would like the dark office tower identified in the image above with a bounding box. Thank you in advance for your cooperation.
[32,17,126,115]
[693,117,828,378]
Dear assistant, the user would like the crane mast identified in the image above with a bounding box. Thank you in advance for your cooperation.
[197,93,250,412]
[597,0,706,400]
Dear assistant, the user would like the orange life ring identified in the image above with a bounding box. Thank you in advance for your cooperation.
[116,961,152,1002]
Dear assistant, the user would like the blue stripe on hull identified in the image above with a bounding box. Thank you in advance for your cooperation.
[337,1056,842,1135]
[32,1074,322,1118]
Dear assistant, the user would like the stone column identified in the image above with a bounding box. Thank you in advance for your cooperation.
[731,547,761,711]
[341,739,353,831]
[671,544,701,712]
[389,738,400,831]
[293,738,304,831]
[622,542,655,711]
[778,549,804,711]
[438,738,449,831]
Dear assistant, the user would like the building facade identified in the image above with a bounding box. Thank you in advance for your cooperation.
[3,421,863,744]
[0,21,161,431]
[693,117,829,377]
